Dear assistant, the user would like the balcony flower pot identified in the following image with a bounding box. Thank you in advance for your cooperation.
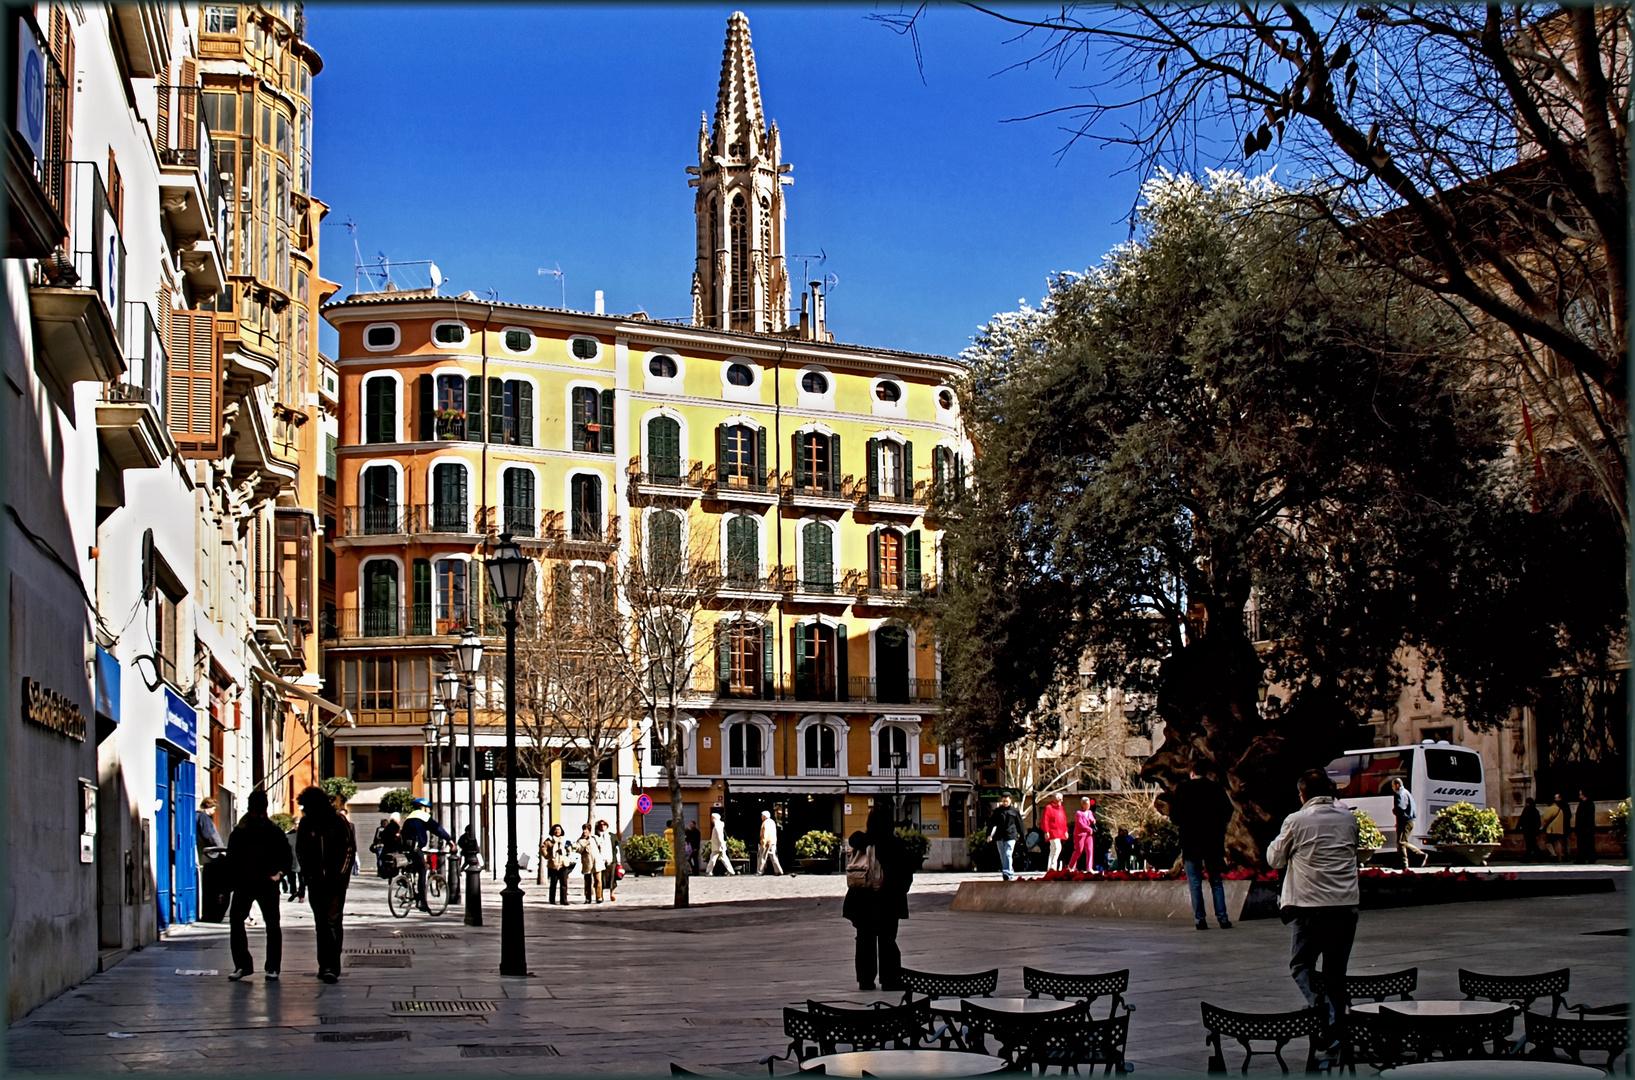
[1436,842,1499,866]
[1357,846,1379,866]
[729,858,750,875]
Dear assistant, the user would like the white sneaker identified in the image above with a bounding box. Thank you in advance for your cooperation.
[264,971,279,981]
[228,969,250,981]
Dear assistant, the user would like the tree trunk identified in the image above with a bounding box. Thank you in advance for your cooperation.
[536,754,547,885]
[665,706,689,908]
[1142,628,1355,867]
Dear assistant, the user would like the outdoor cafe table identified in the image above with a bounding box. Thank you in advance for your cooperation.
[1352,1002,1516,1019]
[1378,1061,1604,1079]
[929,997,1081,1016]
[800,1050,1008,1077]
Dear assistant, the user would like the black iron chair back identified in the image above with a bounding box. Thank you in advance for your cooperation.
[1015,1009,1131,1075]
[1344,968,1418,1003]
[1023,967,1131,1019]
[805,998,928,1056]
[1199,1002,1322,1074]
[1458,967,1570,1017]
[1521,1010,1628,1071]
[899,966,1000,1002]
[963,998,1089,1066]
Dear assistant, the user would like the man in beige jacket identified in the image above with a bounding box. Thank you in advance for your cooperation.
[1267,769,1360,1062]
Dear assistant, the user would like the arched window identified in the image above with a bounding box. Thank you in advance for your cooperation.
[570,474,602,540]
[648,414,681,480]
[877,724,909,771]
[433,558,467,633]
[431,462,468,532]
[502,467,535,537]
[364,375,395,443]
[793,621,845,701]
[571,387,614,454]
[728,721,763,772]
[718,422,764,487]
[647,510,682,576]
[876,624,911,704]
[434,374,466,440]
[360,465,397,534]
[725,515,758,583]
[868,438,909,500]
[362,560,399,636]
[804,724,837,772]
[868,528,921,594]
[729,193,749,328]
[793,430,839,493]
[718,621,768,698]
[801,521,833,593]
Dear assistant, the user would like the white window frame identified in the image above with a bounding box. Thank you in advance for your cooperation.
[868,619,919,685]
[430,553,473,625]
[870,375,908,419]
[362,322,400,352]
[796,364,835,410]
[719,509,767,580]
[869,716,921,778]
[640,406,690,473]
[643,506,689,570]
[498,462,542,535]
[794,516,839,589]
[564,467,609,540]
[360,370,404,444]
[430,320,471,350]
[566,334,604,363]
[643,714,698,779]
[357,553,406,609]
[720,711,775,777]
[642,347,685,394]
[795,713,849,778]
[566,380,612,454]
[499,326,537,355]
[720,356,763,404]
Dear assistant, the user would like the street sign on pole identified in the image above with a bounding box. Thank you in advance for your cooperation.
[636,794,653,815]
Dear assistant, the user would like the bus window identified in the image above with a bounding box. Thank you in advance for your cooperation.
[1325,756,1360,792]
[1424,748,1482,783]
[1353,751,1411,797]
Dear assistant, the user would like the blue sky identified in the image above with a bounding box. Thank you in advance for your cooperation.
[307,4,1148,359]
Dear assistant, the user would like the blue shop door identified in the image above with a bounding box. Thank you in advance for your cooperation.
[155,747,171,928]
[175,760,197,923]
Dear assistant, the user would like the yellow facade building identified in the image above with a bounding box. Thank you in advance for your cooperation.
[319,11,978,868]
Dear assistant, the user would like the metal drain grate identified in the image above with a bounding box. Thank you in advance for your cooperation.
[319,1016,404,1026]
[391,1000,498,1013]
[345,947,414,954]
[347,954,412,968]
[314,1031,410,1043]
[389,932,459,940]
[458,1045,558,1058]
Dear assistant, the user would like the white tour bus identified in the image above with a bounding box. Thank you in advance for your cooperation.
[1324,740,1486,847]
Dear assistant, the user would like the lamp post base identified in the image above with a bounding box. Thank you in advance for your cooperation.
[499,862,527,975]
[464,868,483,926]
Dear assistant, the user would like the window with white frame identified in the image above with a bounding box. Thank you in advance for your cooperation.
[726,720,765,773]
[803,721,840,774]
[363,375,396,443]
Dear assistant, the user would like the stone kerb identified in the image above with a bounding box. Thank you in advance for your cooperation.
[951,879,1256,921]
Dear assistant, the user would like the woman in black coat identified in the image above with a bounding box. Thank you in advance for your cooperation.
[843,805,914,991]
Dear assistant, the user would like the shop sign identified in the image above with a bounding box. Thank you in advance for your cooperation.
[163,687,196,755]
[15,19,45,160]
[95,645,120,722]
[880,714,920,725]
[21,678,86,741]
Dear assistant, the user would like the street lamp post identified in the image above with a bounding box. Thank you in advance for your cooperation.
[425,704,446,827]
[891,750,905,825]
[484,534,530,976]
[455,628,484,927]
[437,667,462,905]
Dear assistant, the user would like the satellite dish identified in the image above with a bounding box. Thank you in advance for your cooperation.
[429,263,443,290]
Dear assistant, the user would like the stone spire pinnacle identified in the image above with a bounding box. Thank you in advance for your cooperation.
[712,11,766,159]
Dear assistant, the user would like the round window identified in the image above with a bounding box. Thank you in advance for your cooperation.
[801,371,829,395]
[571,337,600,360]
[726,363,755,386]
[433,322,467,345]
[874,380,903,403]
[504,328,533,353]
[938,389,955,410]
[649,354,678,378]
[365,324,398,349]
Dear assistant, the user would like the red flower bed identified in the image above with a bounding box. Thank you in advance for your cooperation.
[1030,867,1280,883]
[1359,867,1518,883]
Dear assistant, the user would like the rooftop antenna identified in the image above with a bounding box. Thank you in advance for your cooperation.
[538,264,565,309]
[791,249,827,291]
[429,263,443,295]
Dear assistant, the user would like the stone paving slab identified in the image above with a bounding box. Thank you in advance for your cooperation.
[6,868,1628,1076]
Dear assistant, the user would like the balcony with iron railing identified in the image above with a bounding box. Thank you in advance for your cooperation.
[323,601,480,641]
[857,478,929,516]
[96,302,173,475]
[704,465,778,504]
[253,570,303,660]
[30,161,127,396]
[6,15,70,259]
[783,471,859,508]
[691,670,941,705]
[627,457,706,497]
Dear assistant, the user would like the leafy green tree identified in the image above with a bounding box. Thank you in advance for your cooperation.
[937,172,1516,864]
[378,788,416,815]
[321,776,358,801]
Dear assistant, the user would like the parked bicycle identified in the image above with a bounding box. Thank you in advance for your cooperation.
[383,846,450,918]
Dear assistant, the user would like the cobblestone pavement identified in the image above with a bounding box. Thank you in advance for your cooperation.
[5,868,1626,1076]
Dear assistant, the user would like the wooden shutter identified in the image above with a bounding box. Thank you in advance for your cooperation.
[648,510,680,572]
[793,433,808,488]
[166,309,218,455]
[551,565,569,622]
[761,623,774,698]
[902,441,914,499]
[933,446,948,492]
[828,433,841,492]
[650,416,680,478]
[518,381,535,447]
[907,530,921,591]
[488,377,504,443]
[466,376,482,441]
[728,515,756,581]
[755,426,767,486]
[866,437,879,497]
[793,623,808,696]
[412,559,431,634]
[417,374,433,441]
[867,529,880,591]
[598,389,614,454]
[715,424,727,478]
[179,59,197,150]
[804,521,831,588]
[717,621,731,694]
[836,623,848,702]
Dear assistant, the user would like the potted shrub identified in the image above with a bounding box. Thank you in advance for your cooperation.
[1139,815,1181,872]
[726,836,750,875]
[624,833,671,876]
[795,830,840,872]
[967,834,999,872]
[1353,809,1386,864]
[379,788,416,815]
[896,827,931,870]
[270,812,295,832]
[321,776,358,802]
[1610,798,1629,856]
[1428,802,1503,865]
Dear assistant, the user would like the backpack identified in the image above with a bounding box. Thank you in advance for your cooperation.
[845,843,885,890]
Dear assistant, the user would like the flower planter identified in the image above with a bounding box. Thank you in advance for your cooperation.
[1436,842,1499,866]
[797,858,834,874]
[1358,846,1378,866]
[627,858,668,877]
[729,858,750,875]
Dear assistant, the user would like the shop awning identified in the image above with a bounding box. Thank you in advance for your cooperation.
[727,778,848,795]
[846,778,945,796]
[254,668,353,732]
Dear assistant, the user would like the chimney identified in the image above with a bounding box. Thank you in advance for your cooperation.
[798,290,810,338]
[809,281,827,342]
[594,290,605,315]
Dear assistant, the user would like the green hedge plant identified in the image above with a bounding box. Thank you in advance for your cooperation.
[270,812,295,831]
[895,827,931,861]
[378,788,416,815]
[1428,802,1503,845]
[726,837,748,860]
[321,776,358,801]
[624,833,671,862]
[1610,798,1630,843]
[1352,809,1387,849]
[795,830,839,859]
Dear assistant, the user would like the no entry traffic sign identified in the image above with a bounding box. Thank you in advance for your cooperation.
[636,793,653,814]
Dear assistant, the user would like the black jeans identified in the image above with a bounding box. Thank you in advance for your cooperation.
[228,881,282,973]
[854,916,901,989]
[1288,905,1358,1047]
[549,866,571,904]
[309,886,348,976]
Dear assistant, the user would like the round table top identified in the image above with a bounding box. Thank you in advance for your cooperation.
[930,996,1079,1015]
[1353,1000,1516,1017]
[1378,1061,1604,1079]
[801,1050,1008,1077]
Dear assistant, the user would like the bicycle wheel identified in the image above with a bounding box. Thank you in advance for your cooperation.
[426,872,449,916]
[388,874,413,918]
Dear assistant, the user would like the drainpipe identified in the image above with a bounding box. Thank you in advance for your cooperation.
[773,339,787,710]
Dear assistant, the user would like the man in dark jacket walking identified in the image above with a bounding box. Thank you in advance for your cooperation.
[985,795,1026,881]
[1518,798,1542,861]
[843,805,914,991]
[226,790,292,981]
[296,786,356,983]
[1575,792,1597,864]
[1170,762,1235,930]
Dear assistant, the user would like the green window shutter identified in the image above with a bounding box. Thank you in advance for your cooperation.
[572,388,590,451]
[727,515,757,581]
[868,530,880,591]
[551,564,569,622]
[650,417,680,478]
[717,622,731,694]
[761,623,774,698]
[517,381,534,447]
[828,433,841,492]
[466,376,483,442]
[716,424,727,478]
[793,623,809,692]
[933,446,947,492]
[793,433,808,488]
[412,558,431,634]
[803,521,831,589]
[755,426,767,487]
[866,437,879,497]
[901,441,914,499]
[502,467,518,509]
[907,530,922,591]
[599,389,615,454]
[836,622,848,701]
[648,511,680,573]
[417,374,433,442]
[488,377,505,443]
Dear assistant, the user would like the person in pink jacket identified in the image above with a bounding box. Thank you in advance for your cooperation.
[1069,797,1098,871]
[1040,794,1069,870]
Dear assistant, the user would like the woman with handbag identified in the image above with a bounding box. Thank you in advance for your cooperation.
[842,805,914,991]
[575,822,606,903]
[595,820,620,901]
[542,824,573,905]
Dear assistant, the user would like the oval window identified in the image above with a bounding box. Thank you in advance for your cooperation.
[875,380,903,403]
[504,328,533,353]
[433,321,467,345]
[801,371,829,395]
[938,389,955,410]
[726,363,755,386]
[365,324,398,349]
[649,354,678,378]
[571,337,600,360]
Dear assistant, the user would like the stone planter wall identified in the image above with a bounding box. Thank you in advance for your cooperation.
[951,879,1259,921]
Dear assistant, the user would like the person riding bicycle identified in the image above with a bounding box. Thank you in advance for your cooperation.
[400,799,453,911]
